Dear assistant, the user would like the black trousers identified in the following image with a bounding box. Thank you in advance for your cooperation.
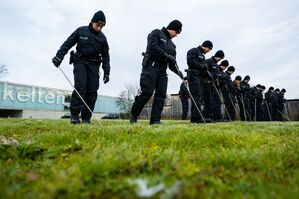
[131,67,168,123]
[223,91,236,121]
[276,105,284,121]
[250,100,256,121]
[70,60,100,120]
[203,81,214,119]
[256,101,263,121]
[263,101,272,121]
[212,86,222,121]
[188,73,204,122]
[180,96,189,120]
[239,95,251,121]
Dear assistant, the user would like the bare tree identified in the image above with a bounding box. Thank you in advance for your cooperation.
[116,83,139,115]
[0,64,8,79]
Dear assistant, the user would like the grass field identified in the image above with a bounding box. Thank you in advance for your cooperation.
[0,119,299,198]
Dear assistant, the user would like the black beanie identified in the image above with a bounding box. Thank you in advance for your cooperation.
[275,88,280,92]
[91,10,106,25]
[256,84,262,88]
[166,20,182,33]
[183,76,188,80]
[220,60,229,66]
[281,88,286,92]
[244,75,250,81]
[227,66,235,72]
[261,85,266,90]
[235,75,242,81]
[202,40,213,49]
[214,50,225,59]
[269,86,274,91]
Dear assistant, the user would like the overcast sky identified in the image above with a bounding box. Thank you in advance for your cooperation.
[0,0,298,99]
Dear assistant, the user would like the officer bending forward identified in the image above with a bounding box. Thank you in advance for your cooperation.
[130,20,184,125]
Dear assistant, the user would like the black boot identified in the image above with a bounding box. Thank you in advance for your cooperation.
[150,121,161,125]
[70,115,80,124]
[130,115,137,124]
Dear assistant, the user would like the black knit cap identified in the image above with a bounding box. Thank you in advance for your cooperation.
[235,75,242,81]
[261,85,266,90]
[256,84,262,88]
[244,75,250,81]
[91,10,106,25]
[202,40,213,49]
[214,50,225,59]
[281,88,286,92]
[227,66,235,72]
[275,88,280,92]
[183,76,188,80]
[269,87,274,90]
[166,20,182,33]
[220,60,229,66]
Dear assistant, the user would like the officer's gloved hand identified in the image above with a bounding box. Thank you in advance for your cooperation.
[176,70,184,80]
[165,54,177,64]
[201,63,208,71]
[52,56,62,68]
[103,74,110,84]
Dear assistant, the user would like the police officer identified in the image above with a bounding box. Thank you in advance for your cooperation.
[179,77,190,120]
[52,10,110,124]
[277,88,286,121]
[222,66,236,121]
[203,50,225,121]
[271,88,280,121]
[255,85,264,121]
[187,40,213,123]
[240,75,251,121]
[130,20,184,125]
[249,84,262,121]
[233,75,242,120]
[213,59,229,122]
[259,85,266,121]
[264,86,274,121]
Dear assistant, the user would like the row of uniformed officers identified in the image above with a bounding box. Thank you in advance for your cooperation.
[52,10,286,124]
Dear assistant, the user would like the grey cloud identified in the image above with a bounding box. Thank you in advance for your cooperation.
[0,0,298,99]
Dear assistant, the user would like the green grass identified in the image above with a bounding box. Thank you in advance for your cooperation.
[0,119,299,198]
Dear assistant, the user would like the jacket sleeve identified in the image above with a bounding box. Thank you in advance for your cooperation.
[100,39,110,76]
[55,28,79,60]
[168,51,180,74]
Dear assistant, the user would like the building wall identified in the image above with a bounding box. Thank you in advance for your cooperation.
[0,81,65,111]
[285,100,299,120]
[0,81,121,119]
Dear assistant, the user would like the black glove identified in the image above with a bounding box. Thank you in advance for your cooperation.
[52,56,62,68]
[165,54,177,64]
[103,74,110,84]
[176,70,184,80]
[201,63,208,71]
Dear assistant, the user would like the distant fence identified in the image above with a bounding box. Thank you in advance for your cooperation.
[139,94,299,121]
[285,99,299,121]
